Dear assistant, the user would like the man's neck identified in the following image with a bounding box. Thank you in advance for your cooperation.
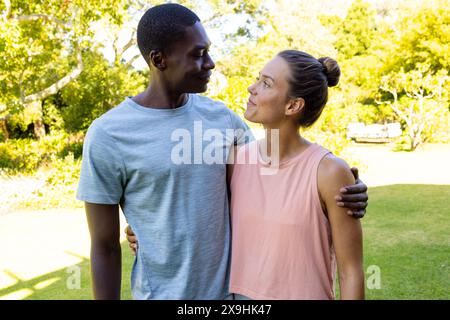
[132,82,188,109]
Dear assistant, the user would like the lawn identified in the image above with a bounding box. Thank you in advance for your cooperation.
[0,184,448,300]
[359,184,449,299]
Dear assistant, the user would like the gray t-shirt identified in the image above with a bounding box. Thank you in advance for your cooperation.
[76,94,252,299]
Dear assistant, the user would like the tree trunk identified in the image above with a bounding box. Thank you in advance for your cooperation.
[410,138,415,151]
[0,120,9,140]
[34,118,45,140]
[30,100,46,140]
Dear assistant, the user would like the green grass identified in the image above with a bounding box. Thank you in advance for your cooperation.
[0,242,133,300]
[360,184,449,299]
[0,184,448,299]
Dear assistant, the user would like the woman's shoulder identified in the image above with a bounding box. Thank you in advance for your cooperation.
[318,153,355,190]
[320,153,350,173]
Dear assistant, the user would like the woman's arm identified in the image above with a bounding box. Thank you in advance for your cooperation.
[318,155,365,300]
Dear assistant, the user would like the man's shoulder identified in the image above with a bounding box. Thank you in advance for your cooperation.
[192,94,231,114]
[95,98,131,123]
[89,97,136,130]
[192,94,246,128]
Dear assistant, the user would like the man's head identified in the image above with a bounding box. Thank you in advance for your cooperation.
[137,3,215,93]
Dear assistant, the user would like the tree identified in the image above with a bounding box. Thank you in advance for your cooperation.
[379,67,449,150]
[56,50,147,133]
[375,0,450,150]
[321,0,376,60]
[0,0,129,139]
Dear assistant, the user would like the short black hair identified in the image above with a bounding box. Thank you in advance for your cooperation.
[137,3,200,65]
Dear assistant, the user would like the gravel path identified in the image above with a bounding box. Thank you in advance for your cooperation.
[0,175,46,216]
[344,143,450,187]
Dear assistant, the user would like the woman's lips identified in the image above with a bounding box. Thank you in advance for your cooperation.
[247,100,256,108]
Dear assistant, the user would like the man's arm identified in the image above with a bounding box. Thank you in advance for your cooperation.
[319,156,365,300]
[85,202,122,300]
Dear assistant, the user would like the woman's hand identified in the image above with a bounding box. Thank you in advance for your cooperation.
[124,225,138,256]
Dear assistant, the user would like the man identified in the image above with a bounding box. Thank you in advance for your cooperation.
[77,3,368,300]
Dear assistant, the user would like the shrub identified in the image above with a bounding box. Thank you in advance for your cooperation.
[0,132,85,175]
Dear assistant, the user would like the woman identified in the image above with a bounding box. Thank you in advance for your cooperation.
[229,50,364,300]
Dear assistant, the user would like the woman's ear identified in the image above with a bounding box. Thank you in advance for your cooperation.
[285,97,305,116]
[149,50,167,71]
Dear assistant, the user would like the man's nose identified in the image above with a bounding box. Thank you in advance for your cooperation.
[203,53,215,70]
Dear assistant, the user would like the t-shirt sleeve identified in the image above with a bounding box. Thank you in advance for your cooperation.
[227,109,255,146]
[76,121,126,204]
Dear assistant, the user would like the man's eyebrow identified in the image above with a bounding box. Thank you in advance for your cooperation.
[192,43,211,50]
[259,72,275,82]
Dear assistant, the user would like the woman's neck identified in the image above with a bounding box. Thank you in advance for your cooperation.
[261,122,310,163]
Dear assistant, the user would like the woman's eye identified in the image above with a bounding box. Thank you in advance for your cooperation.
[256,76,269,88]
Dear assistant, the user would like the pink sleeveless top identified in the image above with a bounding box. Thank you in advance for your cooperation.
[229,140,336,300]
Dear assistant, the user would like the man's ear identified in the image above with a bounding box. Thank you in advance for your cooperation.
[149,50,167,71]
[285,97,305,116]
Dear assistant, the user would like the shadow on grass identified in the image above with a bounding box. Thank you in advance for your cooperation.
[0,242,134,300]
[0,184,448,300]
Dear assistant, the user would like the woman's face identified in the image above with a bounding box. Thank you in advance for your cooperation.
[245,56,292,126]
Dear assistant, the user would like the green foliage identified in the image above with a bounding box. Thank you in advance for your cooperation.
[379,0,450,75]
[303,102,352,157]
[391,135,413,152]
[0,138,43,173]
[379,65,449,151]
[10,153,83,210]
[59,50,147,132]
[58,132,85,159]
[0,132,84,175]
[320,0,376,59]
[376,1,450,149]
[44,153,80,187]
[0,0,131,136]
[208,76,253,115]
[317,0,450,151]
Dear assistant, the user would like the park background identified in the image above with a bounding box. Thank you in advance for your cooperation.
[0,0,449,299]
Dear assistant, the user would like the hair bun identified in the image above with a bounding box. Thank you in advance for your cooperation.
[318,57,340,87]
